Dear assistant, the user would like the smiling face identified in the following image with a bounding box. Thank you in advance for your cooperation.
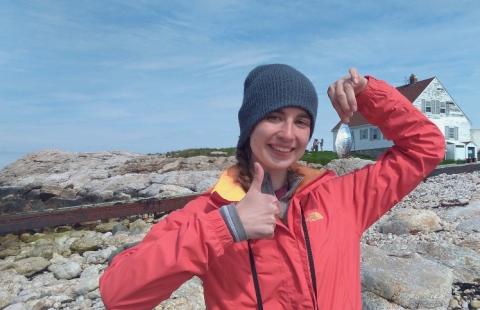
[249,107,311,174]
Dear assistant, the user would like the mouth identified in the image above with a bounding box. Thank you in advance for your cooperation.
[268,144,295,154]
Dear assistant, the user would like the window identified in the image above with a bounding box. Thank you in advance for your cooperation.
[445,126,459,140]
[360,128,368,140]
[440,102,446,114]
[425,101,432,113]
[370,128,380,140]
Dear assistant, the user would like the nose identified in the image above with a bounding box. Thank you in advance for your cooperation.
[278,120,295,140]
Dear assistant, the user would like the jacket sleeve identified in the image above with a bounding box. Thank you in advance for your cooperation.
[323,76,445,235]
[99,194,234,310]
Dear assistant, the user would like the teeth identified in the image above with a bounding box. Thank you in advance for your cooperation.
[271,146,292,152]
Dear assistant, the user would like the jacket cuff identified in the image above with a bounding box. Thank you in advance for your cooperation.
[219,204,248,242]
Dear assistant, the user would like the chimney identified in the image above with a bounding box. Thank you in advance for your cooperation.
[409,74,418,84]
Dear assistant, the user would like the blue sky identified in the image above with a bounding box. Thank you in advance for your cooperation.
[1,1,480,168]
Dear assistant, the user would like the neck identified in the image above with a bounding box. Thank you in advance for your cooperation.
[267,169,288,191]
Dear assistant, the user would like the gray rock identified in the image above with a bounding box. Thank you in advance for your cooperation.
[471,299,480,309]
[83,247,114,264]
[379,209,442,235]
[70,232,103,254]
[455,236,480,254]
[0,270,27,309]
[94,221,117,233]
[2,303,27,310]
[362,291,406,310]
[361,245,453,309]
[19,233,46,243]
[116,156,171,174]
[0,234,21,259]
[112,223,129,235]
[157,276,205,309]
[28,241,55,259]
[456,218,480,233]
[444,201,480,220]
[129,219,150,235]
[0,247,21,259]
[0,259,13,272]
[152,170,220,192]
[160,160,181,173]
[415,242,480,282]
[48,260,82,280]
[14,289,42,303]
[325,158,373,176]
[12,257,50,276]
[138,183,193,197]
[74,277,99,295]
[74,266,100,295]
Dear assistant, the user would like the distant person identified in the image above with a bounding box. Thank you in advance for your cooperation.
[311,138,319,152]
[320,137,324,151]
[100,65,444,309]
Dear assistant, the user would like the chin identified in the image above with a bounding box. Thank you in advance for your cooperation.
[263,158,297,171]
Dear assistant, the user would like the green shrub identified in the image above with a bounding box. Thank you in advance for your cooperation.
[301,151,338,165]
[164,147,236,158]
[161,147,377,166]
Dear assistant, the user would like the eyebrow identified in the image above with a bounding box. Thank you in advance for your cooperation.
[272,109,310,119]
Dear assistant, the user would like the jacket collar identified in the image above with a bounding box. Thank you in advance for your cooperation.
[210,164,327,202]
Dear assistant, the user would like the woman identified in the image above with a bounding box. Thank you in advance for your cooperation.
[100,64,444,309]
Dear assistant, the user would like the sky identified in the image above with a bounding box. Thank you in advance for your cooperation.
[1,0,480,168]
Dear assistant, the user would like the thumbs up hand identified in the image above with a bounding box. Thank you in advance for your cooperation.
[236,162,281,240]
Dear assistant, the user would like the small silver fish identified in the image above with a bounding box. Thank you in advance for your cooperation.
[335,123,352,158]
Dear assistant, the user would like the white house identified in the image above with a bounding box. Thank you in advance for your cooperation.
[332,75,478,161]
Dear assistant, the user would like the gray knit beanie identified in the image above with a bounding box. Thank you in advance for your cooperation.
[237,64,318,149]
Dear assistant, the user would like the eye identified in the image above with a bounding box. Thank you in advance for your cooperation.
[265,113,282,122]
[295,118,311,128]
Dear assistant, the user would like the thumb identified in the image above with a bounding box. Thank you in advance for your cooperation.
[249,162,264,192]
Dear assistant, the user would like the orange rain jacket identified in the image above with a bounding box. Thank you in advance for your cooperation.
[100,77,445,309]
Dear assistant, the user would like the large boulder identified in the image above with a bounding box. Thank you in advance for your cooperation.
[378,209,442,235]
[12,257,50,277]
[361,245,453,309]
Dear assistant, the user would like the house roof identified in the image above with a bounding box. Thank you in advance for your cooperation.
[331,77,435,131]
[396,77,434,102]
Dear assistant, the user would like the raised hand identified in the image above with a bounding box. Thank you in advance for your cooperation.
[327,68,368,123]
[236,162,280,240]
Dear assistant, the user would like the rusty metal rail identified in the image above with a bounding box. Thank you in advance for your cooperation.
[0,194,199,235]
[1,163,480,235]
[428,162,480,177]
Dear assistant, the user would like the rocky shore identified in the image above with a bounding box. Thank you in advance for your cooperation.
[0,150,479,309]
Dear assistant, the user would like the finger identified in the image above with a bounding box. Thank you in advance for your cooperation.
[250,162,264,191]
[335,80,352,117]
[273,201,281,217]
[349,67,359,84]
[344,81,357,113]
[331,94,348,123]
[327,84,335,102]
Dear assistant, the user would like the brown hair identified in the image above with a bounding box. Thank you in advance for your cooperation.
[235,141,253,192]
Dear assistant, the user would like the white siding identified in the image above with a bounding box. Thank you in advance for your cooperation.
[455,144,465,160]
[412,78,472,145]
[471,129,480,150]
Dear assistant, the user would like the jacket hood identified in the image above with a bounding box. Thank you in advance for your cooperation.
[210,164,330,202]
